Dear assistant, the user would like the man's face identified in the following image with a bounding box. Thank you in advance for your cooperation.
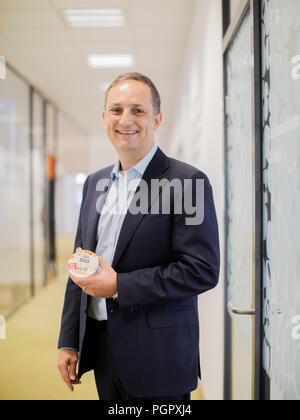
[102,80,162,156]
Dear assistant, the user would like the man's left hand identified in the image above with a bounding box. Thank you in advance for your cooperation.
[69,256,117,298]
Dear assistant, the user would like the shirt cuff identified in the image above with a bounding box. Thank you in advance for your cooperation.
[59,347,79,352]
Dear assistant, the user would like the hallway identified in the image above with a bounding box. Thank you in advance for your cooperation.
[0,239,98,400]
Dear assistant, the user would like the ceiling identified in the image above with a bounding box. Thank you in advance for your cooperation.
[0,0,196,148]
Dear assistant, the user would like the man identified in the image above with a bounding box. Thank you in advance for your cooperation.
[57,72,220,400]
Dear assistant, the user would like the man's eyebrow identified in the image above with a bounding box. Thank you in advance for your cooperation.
[109,103,122,107]
[108,103,145,108]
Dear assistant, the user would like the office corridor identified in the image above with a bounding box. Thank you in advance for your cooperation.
[0,238,98,400]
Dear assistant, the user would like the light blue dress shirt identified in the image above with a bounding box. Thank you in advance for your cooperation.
[88,143,158,321]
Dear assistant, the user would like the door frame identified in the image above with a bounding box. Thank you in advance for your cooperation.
[222,0,268,400]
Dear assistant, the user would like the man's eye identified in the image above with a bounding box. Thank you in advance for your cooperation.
[134,109,144,114]
[111,108,121,113]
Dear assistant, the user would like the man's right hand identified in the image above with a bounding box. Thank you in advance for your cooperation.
[57,349,80,392]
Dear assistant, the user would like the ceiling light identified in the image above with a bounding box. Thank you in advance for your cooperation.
[63,9,124,27]
[87,55,135,69]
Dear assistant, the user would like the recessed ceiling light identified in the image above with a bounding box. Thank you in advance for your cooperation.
[87,55,135,69]
[63,9,124,27]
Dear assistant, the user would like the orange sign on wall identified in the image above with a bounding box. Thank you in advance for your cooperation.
[47,155,55,180]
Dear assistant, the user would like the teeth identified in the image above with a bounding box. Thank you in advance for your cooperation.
[119,131,137,134]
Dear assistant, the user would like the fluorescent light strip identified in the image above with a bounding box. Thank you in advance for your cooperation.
[63,9,124,28]
[64,9,122,15]
[87,55,135,69]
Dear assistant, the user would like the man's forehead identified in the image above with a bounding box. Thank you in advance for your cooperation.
[105,79,153,110]
[108,80,151,97]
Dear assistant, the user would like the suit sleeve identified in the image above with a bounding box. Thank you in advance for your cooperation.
[116,172,220,309]
[57,176,89,350]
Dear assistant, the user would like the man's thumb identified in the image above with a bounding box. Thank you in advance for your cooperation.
[98,255,108,268]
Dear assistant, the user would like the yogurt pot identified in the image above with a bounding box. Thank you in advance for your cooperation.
[68,247,100,278]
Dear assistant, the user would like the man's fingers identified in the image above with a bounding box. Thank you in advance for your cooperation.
[57,350,79,392]
[58,362,74,392]
[69,274,85,288]
[69,358,78,382]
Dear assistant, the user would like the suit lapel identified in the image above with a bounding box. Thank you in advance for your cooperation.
[111,147,170,269]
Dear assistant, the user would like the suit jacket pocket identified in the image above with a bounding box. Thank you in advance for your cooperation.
[147,308,197,328]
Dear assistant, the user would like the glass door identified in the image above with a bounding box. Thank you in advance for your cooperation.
[224,0,300,400]
[261,0,300,400]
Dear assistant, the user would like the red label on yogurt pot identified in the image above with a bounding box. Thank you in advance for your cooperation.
[68,263,77,270]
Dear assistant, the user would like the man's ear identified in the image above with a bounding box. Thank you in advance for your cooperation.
[102,111,107,128]
[154,113,163,131]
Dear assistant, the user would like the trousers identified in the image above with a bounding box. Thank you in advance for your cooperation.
[85,316,191,401]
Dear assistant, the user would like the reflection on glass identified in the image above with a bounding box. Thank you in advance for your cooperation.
[225,9,254,400]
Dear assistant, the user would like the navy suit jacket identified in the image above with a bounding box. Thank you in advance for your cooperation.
[58,147,220,398]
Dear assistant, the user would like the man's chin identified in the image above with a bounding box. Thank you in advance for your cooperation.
[117,140,140,151]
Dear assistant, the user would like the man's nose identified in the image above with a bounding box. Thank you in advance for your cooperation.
[119,110,134,126]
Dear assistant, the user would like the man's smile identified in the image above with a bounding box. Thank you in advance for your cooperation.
[116,130,139,136]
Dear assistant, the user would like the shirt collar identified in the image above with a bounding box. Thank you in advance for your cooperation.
[111,143,158,180]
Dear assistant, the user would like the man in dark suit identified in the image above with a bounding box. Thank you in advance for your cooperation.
[57,72,220,400]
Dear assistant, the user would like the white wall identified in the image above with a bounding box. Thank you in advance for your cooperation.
[89,133,118,174]
[167,0,225,400]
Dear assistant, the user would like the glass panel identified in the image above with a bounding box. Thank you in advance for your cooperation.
[46,103,56,156]
[262,0,300,400]
[45,102,57,277]
[225,8,254,400]
[0,67,31,316]
[32,92,46,291]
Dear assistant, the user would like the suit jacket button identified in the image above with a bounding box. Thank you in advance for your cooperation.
[83,307,87,313]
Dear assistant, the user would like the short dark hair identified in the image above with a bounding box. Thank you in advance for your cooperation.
[105,72,161,115]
